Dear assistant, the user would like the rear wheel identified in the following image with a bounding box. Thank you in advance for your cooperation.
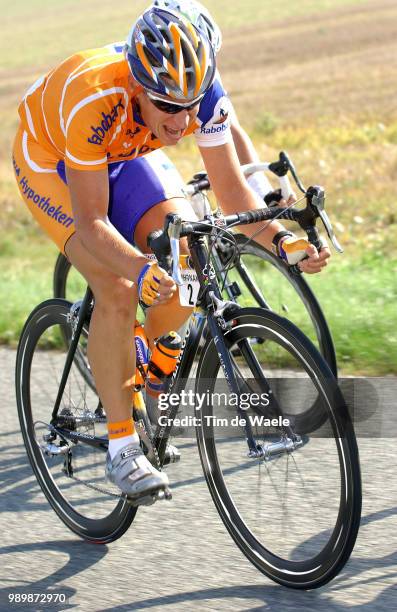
[16,299,137,542]
[53,253,86,303]
[195,307,361,589]
[53,254,96,389]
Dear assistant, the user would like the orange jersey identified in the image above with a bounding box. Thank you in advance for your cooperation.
[18,44,231,172]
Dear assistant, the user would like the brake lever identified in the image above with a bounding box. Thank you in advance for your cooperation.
[167,214,184,286]
[147,229,172,272]
[280,151,306,194]
[307,186,343,253]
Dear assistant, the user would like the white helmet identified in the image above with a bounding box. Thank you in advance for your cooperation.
[152,0,222,53]
[126,7,216,103]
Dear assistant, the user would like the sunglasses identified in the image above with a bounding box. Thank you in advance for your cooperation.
[147,95,201,114]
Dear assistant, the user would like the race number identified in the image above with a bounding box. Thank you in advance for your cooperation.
[178,270,200,307]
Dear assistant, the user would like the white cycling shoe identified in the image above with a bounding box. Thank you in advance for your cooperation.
[106,443,170,505]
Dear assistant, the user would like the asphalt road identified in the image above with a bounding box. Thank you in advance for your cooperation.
[0,347,396,611]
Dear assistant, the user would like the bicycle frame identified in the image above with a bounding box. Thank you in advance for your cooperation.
[49,177,340,459]
[51,286,93,421]
[155,233,262,456]
[48,233,276,459]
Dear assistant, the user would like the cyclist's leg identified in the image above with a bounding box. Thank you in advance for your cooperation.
[12,126,75,253]
[64,234,139,424]
[64,235,169,498]
[107,151,197,345]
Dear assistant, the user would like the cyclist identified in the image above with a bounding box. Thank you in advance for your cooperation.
[145,0,287,212]
[12,6,330,503]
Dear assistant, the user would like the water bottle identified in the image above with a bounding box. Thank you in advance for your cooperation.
[146,331,182,397]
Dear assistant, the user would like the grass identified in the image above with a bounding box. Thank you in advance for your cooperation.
[1,221,395,376]
[306,257,397,375]
[0,0,396,375]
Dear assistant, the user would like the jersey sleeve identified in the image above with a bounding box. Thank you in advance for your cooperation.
[64,90,128,171]
[193,74,232,148]
[65,115,109,171]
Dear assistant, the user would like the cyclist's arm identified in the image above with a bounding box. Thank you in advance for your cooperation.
[230,109,260,165]
[199,143,330,273]
[198,141,285,252]
[65,166,149,281]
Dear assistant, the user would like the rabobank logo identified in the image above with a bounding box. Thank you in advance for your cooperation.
[200,123,228,135]
[88,99,125,145]
[198,94,231,136]
[135,336,148,366]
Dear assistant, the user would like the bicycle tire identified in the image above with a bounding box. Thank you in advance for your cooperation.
[54,250,337,379]
[16,299,137,543]
[53,255,96,390]
[195,307,361,589]
[54,246,336,433]
[233,234,337,376]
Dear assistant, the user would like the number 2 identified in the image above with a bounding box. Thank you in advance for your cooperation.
[187,283,194,306]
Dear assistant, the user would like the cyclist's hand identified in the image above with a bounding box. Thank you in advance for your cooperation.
[137,262,176,307]
[298,242,331,275]
[265,189,297,208]
[276,234,331,273]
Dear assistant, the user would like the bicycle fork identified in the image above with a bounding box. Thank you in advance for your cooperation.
[190,235,303,461]
[207,300,305,462]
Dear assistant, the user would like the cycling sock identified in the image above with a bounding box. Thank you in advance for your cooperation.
[107,417,140,460]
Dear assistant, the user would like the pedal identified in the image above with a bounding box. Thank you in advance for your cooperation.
[127,486,172,507]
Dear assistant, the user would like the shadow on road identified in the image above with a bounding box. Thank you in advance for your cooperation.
[0,539,108,610]
[97,507,397,612]
[0,433,54,513]
[99,571,397,612]
[0,430,205,512]
[1,429,396,610]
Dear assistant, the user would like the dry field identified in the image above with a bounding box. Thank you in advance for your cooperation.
[0,0,396,372]
[1,0,396,246]
[220,0,397,123]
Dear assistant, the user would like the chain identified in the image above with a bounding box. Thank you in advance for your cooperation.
[41,398,163,498]
[65,470,123,499]
[59,420,162,498]
[63,443,162,498]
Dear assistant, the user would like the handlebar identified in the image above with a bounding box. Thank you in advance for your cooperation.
[148,187,342,282]
[184,151,299,201]
[149,152,343,282]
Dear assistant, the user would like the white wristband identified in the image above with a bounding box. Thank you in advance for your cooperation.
[246,171,273,200]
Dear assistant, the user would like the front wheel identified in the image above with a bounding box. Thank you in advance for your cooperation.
[15,299,137,542]
[195,307,361,589]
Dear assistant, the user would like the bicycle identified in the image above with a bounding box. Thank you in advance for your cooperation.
[53,152,338,376]
[16,196,361,590]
